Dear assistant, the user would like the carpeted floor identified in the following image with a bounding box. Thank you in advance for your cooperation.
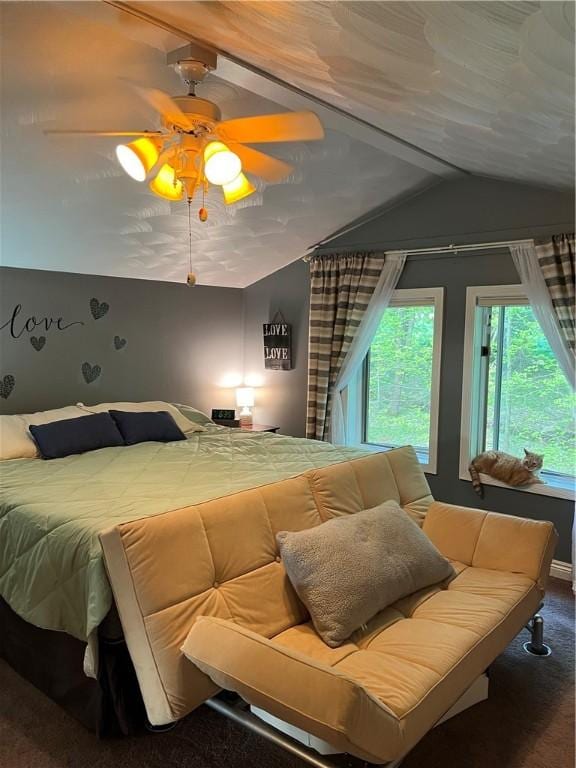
[1,579,573,768]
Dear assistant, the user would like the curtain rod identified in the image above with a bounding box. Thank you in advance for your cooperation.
[387,237,533,256]
[304,237,533,261]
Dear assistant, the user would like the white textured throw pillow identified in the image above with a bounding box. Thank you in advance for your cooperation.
[277,501,454,648]
[77,401,205,434]
[0,406,88,460]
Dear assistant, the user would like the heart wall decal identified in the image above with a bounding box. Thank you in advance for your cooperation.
[30,335,46,352]
[82,362,101,384]
[0,374,15,399]
[90,298,109,320]
[114,335,127,350]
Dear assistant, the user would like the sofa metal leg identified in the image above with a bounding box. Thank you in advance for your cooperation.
[206,697,399,767]
[145,719,178,733]
[523,614,551,656]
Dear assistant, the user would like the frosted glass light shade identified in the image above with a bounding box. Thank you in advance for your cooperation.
[204,141,242,186]
[116,138,159,181]
[236,387,255,407]
[149,164,184,201]
[222,172,256,204]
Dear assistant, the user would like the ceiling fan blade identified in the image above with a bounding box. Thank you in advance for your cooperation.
[43,130,164,137]
[232,143,293,183]
[134,86,193,131]
[217,112,324,144]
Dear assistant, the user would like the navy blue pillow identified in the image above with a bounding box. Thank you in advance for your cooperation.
[29,412,125,459]
[109,410,186,446]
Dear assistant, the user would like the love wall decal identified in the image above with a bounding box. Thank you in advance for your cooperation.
[0,375,15,399]
[90,298,109,320]
[1,304,84,340]
[0,299,127,392]
[82,362,101,384]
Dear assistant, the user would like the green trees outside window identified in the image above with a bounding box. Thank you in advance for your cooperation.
[486,305,575,477]
[365,305,435,454]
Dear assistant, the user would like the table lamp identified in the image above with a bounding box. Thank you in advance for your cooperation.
[236,387,255,428]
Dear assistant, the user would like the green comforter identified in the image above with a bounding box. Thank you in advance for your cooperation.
[0,427,367,641]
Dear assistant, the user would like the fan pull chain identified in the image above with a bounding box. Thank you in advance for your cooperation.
[198,148,208,223]
[186,197,196,287]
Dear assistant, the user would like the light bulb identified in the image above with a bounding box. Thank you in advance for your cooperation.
[149,164,183,201]
[204,141,242,186]
[116,138,159,182]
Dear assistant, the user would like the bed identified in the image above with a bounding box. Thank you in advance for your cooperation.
[0,407,367,734]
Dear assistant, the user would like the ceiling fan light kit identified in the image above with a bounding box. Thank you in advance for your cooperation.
[44,42,324,281]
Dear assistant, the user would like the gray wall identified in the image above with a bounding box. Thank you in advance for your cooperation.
[0,267,244,416]
[243,259,310,438]
[243,177,575,561]
[330,176,575,251]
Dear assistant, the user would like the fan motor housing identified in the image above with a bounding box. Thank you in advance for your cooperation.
[168,96,222,132]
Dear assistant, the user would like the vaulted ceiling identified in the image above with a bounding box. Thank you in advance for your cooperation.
[0,1,573,287]
[130,0,574,189]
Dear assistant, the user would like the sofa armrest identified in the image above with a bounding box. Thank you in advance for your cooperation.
[181,616,398,761]
[423,501,557,588]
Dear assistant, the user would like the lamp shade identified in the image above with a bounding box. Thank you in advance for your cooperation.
[222,172,256,204]
[149,163,184,201]
[236,387,255,408]
[116,138,159,181]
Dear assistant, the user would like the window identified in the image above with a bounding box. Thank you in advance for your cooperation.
[361,287,443,473]
[460,285,575,499]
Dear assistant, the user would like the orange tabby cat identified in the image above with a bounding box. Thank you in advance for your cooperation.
[469,449,544,497]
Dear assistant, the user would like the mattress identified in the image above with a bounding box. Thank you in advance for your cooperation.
[0,425,367,641]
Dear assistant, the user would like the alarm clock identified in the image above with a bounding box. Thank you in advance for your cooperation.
[211,409,236,421]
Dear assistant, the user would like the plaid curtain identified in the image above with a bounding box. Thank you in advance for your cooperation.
[534,234,575,355]
[306,252,386,441]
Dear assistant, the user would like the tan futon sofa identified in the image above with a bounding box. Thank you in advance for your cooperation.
[100,446,556,765]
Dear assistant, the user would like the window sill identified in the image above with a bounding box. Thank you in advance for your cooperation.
[360,442,437,475]
[459,472,575,501]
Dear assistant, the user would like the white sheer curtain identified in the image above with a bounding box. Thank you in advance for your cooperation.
[511,241,576,591]
[510,242,575,388]
[329,253,406,445]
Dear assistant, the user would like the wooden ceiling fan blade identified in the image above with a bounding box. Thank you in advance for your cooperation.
[217,112,324,144]
[232,144,293,183]
[133,86,193,131]
[43,130,164,136]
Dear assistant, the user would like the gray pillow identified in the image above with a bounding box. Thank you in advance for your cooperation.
[277,501,454,648]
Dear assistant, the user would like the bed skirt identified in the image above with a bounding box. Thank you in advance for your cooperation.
[0,597,146,736]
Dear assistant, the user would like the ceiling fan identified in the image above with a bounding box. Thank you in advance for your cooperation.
[44,43,324,220]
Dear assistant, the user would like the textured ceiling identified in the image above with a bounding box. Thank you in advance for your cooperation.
[1,2,573,289]
[0,1,432,287]
[130,0,575,188]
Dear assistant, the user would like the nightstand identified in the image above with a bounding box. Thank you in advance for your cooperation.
[213,419,279,433]
[243,424,279,433]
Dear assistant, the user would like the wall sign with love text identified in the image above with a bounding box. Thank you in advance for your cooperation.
[263,316,292,371]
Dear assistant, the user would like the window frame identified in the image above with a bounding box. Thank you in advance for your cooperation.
[459,284,575,500]
[360,286,444,475]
